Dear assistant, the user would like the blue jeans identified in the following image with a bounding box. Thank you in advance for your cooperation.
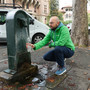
[43,46,74,68]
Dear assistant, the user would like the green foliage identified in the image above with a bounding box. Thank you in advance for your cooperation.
[88,13,90,26]
[57,12,63,21]
[46,15,51,26]
[47,0,63,25]
[49,0,59,16]
[47,0,72,26]
[62,20,72,25]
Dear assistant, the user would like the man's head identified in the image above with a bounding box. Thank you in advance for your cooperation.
[49,16,60,30]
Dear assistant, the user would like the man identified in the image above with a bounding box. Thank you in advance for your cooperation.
[26,16,75,75]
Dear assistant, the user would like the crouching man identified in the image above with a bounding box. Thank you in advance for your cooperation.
[26,16,75,75]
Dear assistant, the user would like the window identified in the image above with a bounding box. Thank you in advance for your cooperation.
[34,17,37,19]
[0,0,4,4]
[69,9,72,11]
[0,12,7,24]
[44,5,47,14]
[3,0,4,3]
[34,7,36,12]
[66,9,68,11]
[26,3,29,9]
[66,14,68,18]
[69,13,72,18]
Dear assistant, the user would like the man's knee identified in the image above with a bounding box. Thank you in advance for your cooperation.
[43,55,48,61]
[55,46,63,53]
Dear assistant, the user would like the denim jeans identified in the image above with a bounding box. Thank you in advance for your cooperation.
[43,46,74,68]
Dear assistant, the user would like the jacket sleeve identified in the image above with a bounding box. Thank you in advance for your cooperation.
[50,27,70,47]
[34,31,51,50]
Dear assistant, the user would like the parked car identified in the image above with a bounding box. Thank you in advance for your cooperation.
[66,23,90,34]
[0,9,49,43]
[66,23,72,34]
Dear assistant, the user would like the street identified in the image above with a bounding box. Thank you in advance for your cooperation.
[0,44,90,90]
[0,43,7,61]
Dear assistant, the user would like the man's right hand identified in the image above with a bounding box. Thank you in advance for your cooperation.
[26,43,35,49]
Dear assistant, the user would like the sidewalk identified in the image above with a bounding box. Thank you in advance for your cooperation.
[0,46,90,90]
[52,46,90,90]
[31,46,90,90]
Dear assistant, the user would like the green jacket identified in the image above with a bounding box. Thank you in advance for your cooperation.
[34,22,75,51]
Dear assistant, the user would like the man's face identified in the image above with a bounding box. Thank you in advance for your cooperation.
[49,18,59,30]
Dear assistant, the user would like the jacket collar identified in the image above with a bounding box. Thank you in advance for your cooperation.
[55,22,64,31]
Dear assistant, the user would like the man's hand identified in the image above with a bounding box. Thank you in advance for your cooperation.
[26,43,35,48]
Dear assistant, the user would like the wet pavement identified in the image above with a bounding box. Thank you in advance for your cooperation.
[0,46,90,90]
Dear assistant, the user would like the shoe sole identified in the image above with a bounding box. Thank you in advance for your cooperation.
[55,69,66,75]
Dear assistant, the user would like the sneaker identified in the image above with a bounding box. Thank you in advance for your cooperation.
[64,58,66,62]
[55,67,66,75]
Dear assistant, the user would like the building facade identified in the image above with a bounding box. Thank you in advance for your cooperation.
[60,6,73,21]
[0,0,50,24]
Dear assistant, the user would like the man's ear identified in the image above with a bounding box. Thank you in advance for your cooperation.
[57,22,60,25]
